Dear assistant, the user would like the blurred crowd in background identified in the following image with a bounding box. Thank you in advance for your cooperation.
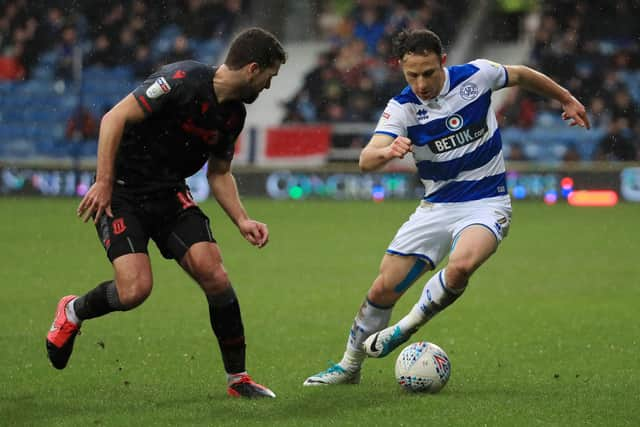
[499,0,639,162]
[0,0,243,80]
[0,0,638,162]
[281,0,467,124]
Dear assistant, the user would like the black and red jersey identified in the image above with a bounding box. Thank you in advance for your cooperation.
[114,60,246,191]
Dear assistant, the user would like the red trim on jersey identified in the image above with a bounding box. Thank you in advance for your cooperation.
[138,95,152,113]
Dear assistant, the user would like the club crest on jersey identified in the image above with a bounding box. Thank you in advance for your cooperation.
[146,77,171,99]
[460,82,479,100]
[445,114,464,131]
[416,108,429,123]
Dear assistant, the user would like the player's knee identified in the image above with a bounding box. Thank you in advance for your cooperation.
[195,262,229,294]
[117,273,153,308]
[368,274,399,305]
[445,261,473,288]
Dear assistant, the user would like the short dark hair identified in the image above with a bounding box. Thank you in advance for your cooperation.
[392,29,443,59]
[225,27,287,70]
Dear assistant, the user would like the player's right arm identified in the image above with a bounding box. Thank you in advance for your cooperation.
[77,94,145,223]
[359,133,412,172]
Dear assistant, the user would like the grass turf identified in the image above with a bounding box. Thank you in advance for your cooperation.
[0,197,638,426]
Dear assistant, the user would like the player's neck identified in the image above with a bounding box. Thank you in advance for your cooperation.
[213,64,240,104]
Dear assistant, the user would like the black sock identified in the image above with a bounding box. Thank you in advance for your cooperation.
[207,286,246,374]
[73,280,129,320]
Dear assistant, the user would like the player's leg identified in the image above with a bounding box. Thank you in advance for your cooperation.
[365,211,508,358]
[303,254,430,385]
[368,226,498,354]
[156,203,274,398]
[46,261,153,368]
[46,206,153,370]
[179,241,275,398]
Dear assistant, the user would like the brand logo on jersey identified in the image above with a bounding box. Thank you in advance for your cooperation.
[445,114,464,131]
[416,108,429,123]
[428,121,488,153]
[460,82,479,100]
[382,111,391,120]
[181,118,219,145]
[145,77,171,99]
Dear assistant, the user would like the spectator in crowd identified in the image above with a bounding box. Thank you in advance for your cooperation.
[507,143,529,161]
[54,25,78,81]
[595,117,638,161]
[353,6,386,56]
[114,27,137,63]
[132,44,153,79]
[164,34,194,64]
[87,33,118,68]
[610,88,637,126]
[0,55,24,80]
[562,143,582,162]
[65,107,99,141]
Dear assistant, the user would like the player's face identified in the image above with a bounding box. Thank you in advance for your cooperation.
[401,52,446,101]
[242,62,281,104]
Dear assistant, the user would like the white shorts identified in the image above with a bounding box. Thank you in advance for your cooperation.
[386,196,512,268]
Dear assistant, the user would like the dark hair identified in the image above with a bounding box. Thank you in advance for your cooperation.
[225,27,287,70]
[392,29,443,59]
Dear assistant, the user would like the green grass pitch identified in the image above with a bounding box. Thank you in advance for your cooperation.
[0,197,638,426]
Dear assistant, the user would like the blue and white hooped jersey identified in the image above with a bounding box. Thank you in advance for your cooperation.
[374,59,509,203]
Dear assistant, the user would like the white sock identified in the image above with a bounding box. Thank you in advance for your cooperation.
[397,269,465,332]
[65,298,81,325]
[340,298,392,371]
[227,371,248,384]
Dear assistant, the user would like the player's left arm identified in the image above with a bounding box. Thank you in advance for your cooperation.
[207,156,268,248]
[504,65,590,129]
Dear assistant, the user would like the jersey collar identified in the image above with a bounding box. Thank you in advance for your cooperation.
[438,67,450,97]
[413,66,450,105]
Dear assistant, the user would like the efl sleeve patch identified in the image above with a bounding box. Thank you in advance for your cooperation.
[145,77,172,99]
[133,70,186,115]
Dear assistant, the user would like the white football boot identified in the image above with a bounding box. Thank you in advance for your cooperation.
[303,363,361,386]
[364,325,416,358]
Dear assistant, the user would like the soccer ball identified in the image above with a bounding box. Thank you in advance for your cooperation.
[395,341,451,393]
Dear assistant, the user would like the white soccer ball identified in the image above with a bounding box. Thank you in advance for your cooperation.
[395,341,451,393]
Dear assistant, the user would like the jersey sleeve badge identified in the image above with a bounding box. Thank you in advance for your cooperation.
[145,77,172,99]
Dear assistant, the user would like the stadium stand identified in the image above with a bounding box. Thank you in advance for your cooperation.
[0,0,638,163]
[281,0,639,162]
[0,0,240,162]
[282,0,468,126]
[498,0,639,162]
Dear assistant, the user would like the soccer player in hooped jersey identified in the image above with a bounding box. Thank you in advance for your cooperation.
[304,28,590,385]
[46,28,286,398]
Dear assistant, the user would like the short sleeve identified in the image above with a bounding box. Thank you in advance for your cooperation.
[470,59,509,91]
[374,100,407,138]
[131,67,190,116]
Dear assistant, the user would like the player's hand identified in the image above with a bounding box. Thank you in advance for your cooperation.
[561,96,590,129]
[238,219,269,248]
[77,181,113,224]
[387,136,413,159]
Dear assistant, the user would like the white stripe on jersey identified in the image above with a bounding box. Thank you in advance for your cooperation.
[374,59,510,203]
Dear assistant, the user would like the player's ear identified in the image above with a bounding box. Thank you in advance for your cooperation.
[440,53,447,67]
[247,62,260,75]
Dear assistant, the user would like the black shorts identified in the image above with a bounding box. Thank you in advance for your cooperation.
[95,187,216,262]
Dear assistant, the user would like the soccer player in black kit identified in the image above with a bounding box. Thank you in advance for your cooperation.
[46,28,286,398]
